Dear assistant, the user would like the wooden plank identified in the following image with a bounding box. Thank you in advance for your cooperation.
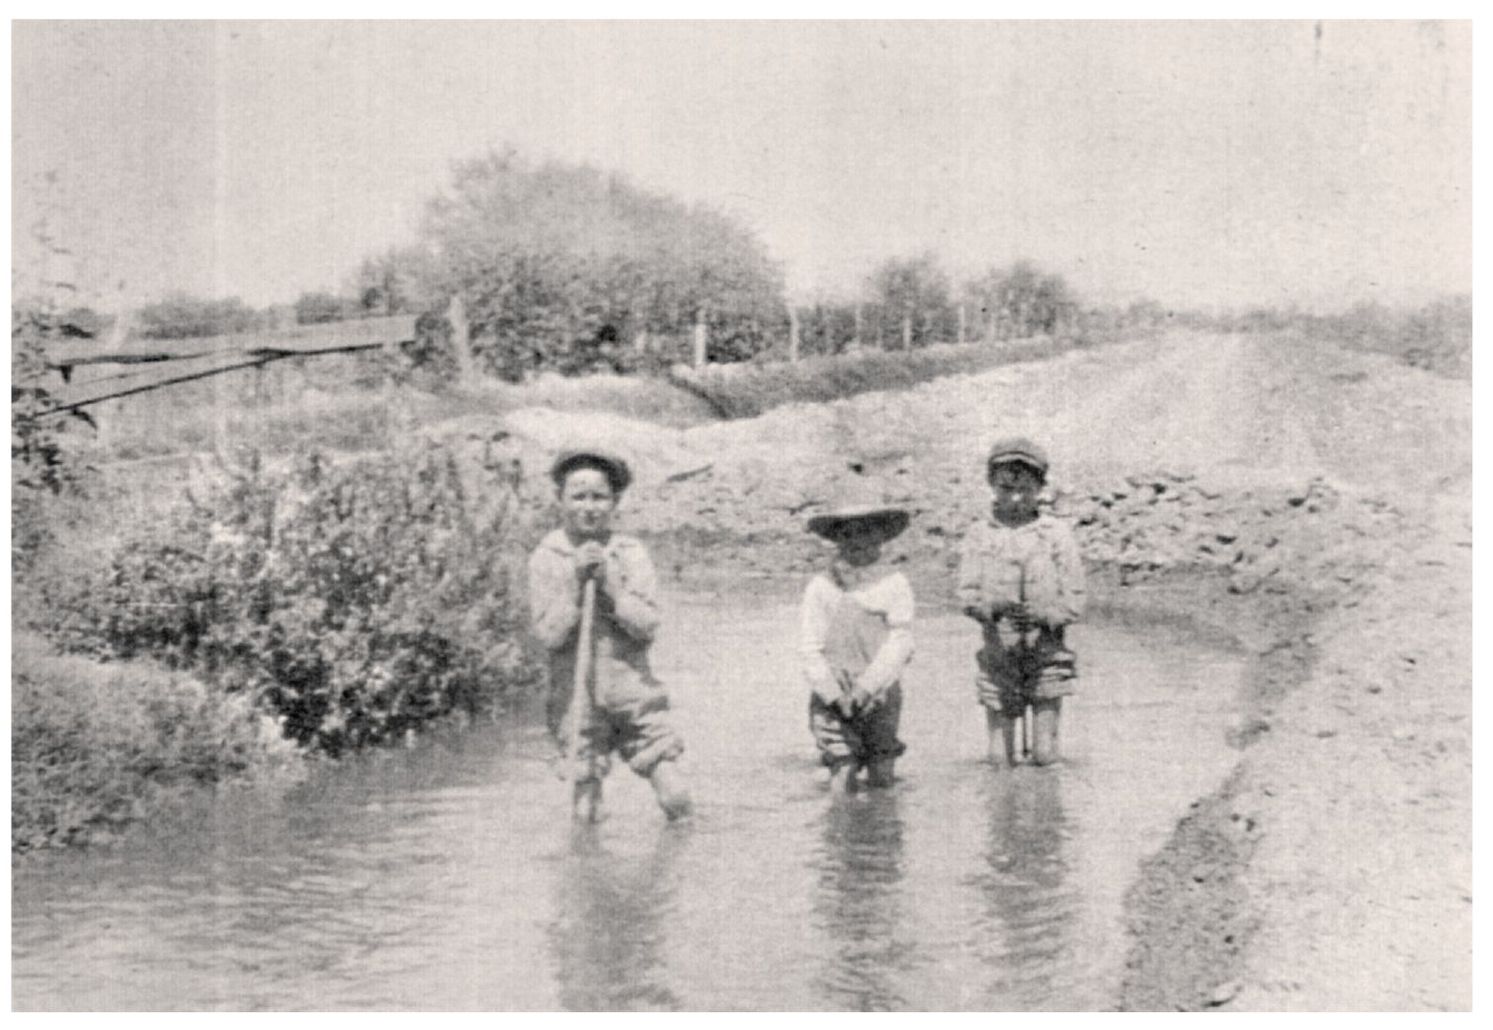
[44,313,418,368]
[35,339,391,419]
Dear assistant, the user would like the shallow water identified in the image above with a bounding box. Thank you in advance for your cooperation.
[12,593,1244,1011]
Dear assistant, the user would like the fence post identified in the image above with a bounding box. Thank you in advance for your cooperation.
[448,294,476,385]
[692,316,707,368]
[98,311,133,455]
[853,304,863,348]
[788,307,800,362]
[901,312,912,350]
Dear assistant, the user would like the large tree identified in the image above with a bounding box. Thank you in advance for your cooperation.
[418,149,786,377]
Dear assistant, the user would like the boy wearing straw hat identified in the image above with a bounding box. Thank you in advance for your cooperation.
[528,447,691,822]
[957,437,1085,768]
[800,480,916,793]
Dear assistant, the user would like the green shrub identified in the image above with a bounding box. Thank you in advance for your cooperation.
[11,634,303,852]
[23,444,543,756]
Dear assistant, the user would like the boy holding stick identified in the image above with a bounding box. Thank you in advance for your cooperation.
[528,447,691,822]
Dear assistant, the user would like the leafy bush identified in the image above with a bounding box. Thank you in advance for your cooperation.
[294,291,354,325]
[12,305,96,497]
[23,445,543,756]
[13,303,99,582]
[12,634,302,852]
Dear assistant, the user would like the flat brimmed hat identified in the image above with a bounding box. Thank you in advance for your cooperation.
[985,436,1049,477]
[806,480,910,544]
[550,447,632,495]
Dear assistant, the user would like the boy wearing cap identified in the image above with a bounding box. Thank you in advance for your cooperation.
[528,447,692,822]
[957,437,1085,768]
[800,486,916,793]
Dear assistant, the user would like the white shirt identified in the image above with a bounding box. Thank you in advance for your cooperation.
[799,570,916,700]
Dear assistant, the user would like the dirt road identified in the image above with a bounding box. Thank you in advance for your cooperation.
[450,329,1471,1010]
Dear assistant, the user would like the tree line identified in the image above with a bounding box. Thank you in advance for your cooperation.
[49,148,1135,378]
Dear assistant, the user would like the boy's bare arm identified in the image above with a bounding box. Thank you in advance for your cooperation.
[799,577,838,702]
[856,577,915,701]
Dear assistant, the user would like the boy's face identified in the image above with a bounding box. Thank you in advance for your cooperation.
[989,462,1043,520]
[834,522,884,567]
[560,467,616,539]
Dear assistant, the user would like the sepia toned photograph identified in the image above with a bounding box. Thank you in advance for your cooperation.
[9,18,1472,1012]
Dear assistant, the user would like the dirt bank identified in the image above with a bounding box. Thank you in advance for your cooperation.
[450,329,1470,1010]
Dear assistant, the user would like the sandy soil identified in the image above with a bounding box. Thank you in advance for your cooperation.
[439,329,1471,1011]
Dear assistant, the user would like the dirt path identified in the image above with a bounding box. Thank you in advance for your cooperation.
[444,329,1471,1010]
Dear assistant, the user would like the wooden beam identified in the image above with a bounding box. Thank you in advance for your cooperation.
[43,313,418,369]
[30,341,387,419]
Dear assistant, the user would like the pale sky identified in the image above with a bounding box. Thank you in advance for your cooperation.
[11,20,1472,312]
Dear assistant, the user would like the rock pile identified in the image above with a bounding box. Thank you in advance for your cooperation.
[1058,472,1402,597]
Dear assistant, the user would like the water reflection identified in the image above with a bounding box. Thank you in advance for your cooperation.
[812,792,912,1010]
[977,770,1077,1008]
[12,608,1245,1012]
[547,827,687,1011]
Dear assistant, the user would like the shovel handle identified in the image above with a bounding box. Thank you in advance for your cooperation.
[565,578,598,784]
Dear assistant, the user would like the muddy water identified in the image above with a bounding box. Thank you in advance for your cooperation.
[12,592,1244,1011]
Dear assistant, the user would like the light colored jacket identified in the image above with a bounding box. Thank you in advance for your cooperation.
[955,513,1086,629]
[527,529,662,708]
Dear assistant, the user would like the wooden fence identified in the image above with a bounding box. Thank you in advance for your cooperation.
[35,314,419,419]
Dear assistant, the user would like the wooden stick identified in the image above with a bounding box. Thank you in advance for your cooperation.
[566,578,599,784]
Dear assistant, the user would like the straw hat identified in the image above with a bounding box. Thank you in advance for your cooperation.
[806,478,910,544]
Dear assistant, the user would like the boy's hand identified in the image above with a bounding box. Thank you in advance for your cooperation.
[962,605,994,625]
[575,542,608,584]
[996,600,1036,632]
[836,688,874,718]
[833,669,872,717]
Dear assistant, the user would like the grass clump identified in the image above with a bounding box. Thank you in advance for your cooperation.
[667,332,1102,419]
[12,635,303,852]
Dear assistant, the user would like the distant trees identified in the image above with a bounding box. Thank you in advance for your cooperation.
[792,301,859,358]
[292,292,348,325]
[963,260,1078,340]
[789,257,1086,358]
[136,294,264,340]
[865,254,955,348]
[1255,295,1471,378]
[353,247,433,317]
